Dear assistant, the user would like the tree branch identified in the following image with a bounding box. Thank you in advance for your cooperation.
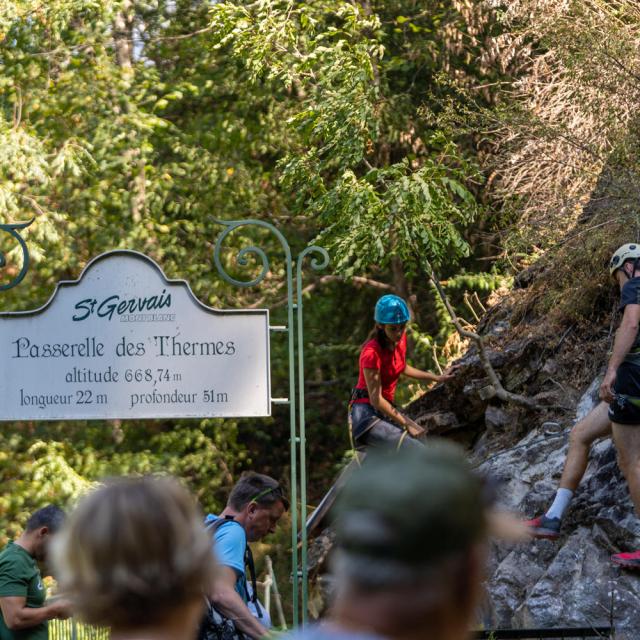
[415,250,543,410]
[268,274,393,308]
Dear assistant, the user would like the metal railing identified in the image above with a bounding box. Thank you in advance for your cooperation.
[474,627,612,639]
[49,619,109,640]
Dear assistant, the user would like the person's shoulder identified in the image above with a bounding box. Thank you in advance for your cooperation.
[0,542,13,560]
[284,624,383,640]
[622,276,640,293]
[361,338,382,354]
[0,542,29,565]
[211,518,246,546]
[620,277,640,309]
[0,543,34,579]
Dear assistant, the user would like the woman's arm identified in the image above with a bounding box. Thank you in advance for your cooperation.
[363,368,424,436]
[404,363,454,383]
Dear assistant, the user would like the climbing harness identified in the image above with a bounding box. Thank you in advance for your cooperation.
[347,387,410,456]
[396,429,409,451]
[612,392,640,410]
[350,387,370,402]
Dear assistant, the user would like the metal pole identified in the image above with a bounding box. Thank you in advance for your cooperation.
[213,219,300,626]
[286,257,299,627]
[296,290,308,625]
[296,247,329,625]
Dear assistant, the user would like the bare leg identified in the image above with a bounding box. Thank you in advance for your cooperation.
[610,421,640,566]
[527,401,612,537]
[559,401,611,491]
[611,421,640,515]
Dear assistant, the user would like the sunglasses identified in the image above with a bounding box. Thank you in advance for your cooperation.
[250,485,285,505]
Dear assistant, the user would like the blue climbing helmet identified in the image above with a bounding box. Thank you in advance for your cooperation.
[374,295,410,324]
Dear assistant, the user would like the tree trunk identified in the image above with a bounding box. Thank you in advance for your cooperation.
[114,1,134,70]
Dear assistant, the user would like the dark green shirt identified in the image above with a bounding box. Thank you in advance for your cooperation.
[0,542,47,640]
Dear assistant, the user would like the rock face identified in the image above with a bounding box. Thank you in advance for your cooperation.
[478,377,640,637]
[308,288,640,635]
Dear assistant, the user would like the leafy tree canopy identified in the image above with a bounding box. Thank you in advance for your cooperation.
[0,4,508,600]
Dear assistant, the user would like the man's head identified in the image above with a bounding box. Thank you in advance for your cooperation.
[330,442,490,639]
[227,472,288,542]
[610,243,640,287]
[24,505,66,562]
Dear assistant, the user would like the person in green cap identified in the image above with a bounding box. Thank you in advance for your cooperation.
[288,442,511,640]
[0,506,72,640]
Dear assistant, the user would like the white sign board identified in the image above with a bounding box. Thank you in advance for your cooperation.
[0,251,271,420]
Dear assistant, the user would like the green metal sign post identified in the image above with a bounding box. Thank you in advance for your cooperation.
[214,219,329,627]
[1,217,327,628]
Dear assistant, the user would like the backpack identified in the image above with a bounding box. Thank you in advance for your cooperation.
[197,516,263,640]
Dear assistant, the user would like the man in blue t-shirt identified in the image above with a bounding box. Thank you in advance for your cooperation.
[207,472,288,639]
[601,243,640,568]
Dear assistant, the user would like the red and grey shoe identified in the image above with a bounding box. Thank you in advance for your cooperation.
[523,514,561,540]
[611,549,640,569]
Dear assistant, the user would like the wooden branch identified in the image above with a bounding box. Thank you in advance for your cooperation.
[473,292,487,314]
[464,292,481,323]
[269,274,393,308]
[420,254,543,410]
[431,345,443,375]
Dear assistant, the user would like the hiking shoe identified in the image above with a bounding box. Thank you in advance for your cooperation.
[611,549,640,569]
[524,515,561,540]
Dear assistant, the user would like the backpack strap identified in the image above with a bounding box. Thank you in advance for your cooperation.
[243,542,263,618]
[205,516,263,619]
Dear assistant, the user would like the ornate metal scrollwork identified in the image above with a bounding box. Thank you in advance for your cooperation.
[213,218,292,288]
[296,245,330,285]
[0,218,35,291]
[213,218,330,627]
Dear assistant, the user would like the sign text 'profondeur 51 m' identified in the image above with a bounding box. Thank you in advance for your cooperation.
[0,251,271,420]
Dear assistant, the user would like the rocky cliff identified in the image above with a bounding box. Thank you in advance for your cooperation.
[476,376,640,636]
[405,270,640,637]
[308,259,640,637]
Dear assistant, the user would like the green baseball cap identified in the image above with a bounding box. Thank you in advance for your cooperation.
[333,441,488,577]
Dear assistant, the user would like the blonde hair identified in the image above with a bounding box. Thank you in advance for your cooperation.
[53,475,216,628]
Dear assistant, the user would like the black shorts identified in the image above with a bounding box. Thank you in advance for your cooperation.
[608,361,640,425]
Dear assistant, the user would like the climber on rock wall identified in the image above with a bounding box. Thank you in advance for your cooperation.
[348,294,454,450]
[524,401,611,539]
[599,243,640,568]
[527,243,640,570]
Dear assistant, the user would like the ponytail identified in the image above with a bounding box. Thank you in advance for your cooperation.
[363,325,393,351]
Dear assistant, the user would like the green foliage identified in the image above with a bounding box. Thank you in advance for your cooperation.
[0,4,509,617]
[209,1,481,276]
[0,417,244,545]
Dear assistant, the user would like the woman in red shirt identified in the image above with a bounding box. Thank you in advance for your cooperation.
[350,295,454,449]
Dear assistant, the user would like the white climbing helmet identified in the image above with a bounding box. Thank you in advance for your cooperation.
[609,243,640,277]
